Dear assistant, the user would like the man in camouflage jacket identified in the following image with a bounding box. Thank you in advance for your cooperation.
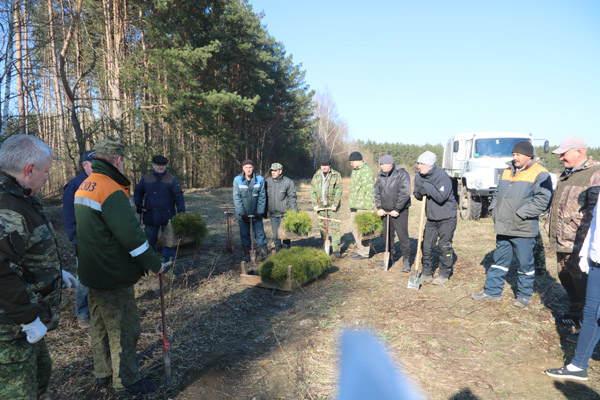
[311,157,343,258]
[547,137,600,328]
[0,135,76,399]
[347,152,375,260]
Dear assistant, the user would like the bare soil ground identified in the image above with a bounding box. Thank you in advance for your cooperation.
[43,177,600,399]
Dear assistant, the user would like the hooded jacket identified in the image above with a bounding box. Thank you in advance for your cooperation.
[547,157,600,253]
[489,160,552,237]
[75,159,161,289]
[0,172,62,341]
[374,165,411,213]
[413,165,457,221]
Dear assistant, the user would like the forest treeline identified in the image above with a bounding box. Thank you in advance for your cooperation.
[1,0,597,196]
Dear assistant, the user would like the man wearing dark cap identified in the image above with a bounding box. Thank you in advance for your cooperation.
[75,140,166,395]
[374,154,412,270]
[62,149,95,328]
[233,159,268,260]
[547,137,600,337]
[472,141,553,308]
[265,162,298,251]
[348,151,375,260]
[310,156,343,258]
[134,154,185,261]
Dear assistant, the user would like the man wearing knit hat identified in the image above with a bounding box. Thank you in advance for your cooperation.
[310,156,343,258]
[233,159,268,260]
[75,140,166,395]
[413,151,457,284]
[374,154,412,270]
[472,141,553,308]
[547,136,600,337]
[348,151,375,260]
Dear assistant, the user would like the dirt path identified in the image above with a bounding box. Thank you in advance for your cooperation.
[45,178,600,399]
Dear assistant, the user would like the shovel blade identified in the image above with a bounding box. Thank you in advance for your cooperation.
[407,271,421,290]
[324,239,330,255]
[383,252,390,271]
[250,251,256,263]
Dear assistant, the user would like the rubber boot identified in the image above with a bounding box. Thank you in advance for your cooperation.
[242,246,250,262]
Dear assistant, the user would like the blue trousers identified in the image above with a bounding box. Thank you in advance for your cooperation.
[484,235,536,299]
[572,261,600,370]
[239,218,267,248]
[145,224,175,259]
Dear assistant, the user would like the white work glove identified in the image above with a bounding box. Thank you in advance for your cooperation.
[313,205,320,212]
[580,256,590,274]
[158,260,173,274]
[20,317,47,344]
[61,270,78,289]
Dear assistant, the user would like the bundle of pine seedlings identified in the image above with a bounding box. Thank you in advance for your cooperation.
[258,247,331,286]
[283,210,312,235]
[171,212,208,244]
[354,211,383,235]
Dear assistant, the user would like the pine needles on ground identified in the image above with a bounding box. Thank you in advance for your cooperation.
[172,212,208,244]
[354,212,382,235]
[283,210,312,235]
[258,247,331,286]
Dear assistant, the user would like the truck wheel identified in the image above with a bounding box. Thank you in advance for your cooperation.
[458,186,482,220]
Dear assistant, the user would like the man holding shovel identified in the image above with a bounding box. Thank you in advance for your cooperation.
[471,141,552,308]
[265,162,298,252]
[374,155,412,271]
[75,140,167,395]
[233,159,268,261]
[311,157,343,258]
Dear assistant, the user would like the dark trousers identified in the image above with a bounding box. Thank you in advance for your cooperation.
[557,251,588,316]
[421,218,457,278]
[145,224,175,259]
[239,218,268,249]
[270,216,290,248]
[382,208,410,259]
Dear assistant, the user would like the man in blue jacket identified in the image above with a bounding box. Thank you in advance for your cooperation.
[134,155,185,260]
[62,149,95,328]
[472,141,553,308]
[413,151,457,285]
[234,159,268,261]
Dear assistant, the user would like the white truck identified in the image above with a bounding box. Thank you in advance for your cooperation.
[442,132,548,220]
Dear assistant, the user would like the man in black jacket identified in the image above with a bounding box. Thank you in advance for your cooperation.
[413,151,457,285]
[374,154,412,270]
[265,162,298,251]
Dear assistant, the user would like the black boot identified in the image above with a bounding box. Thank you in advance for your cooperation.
[402,257,411,273]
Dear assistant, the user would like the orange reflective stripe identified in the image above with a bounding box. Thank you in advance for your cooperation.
[74,173,127,207]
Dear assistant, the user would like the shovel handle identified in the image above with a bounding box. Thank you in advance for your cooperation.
[414,197,427,274]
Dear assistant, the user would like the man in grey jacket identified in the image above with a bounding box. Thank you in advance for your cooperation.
[413,151,457,285]
[265,162,298,251]
[472,141,553,308]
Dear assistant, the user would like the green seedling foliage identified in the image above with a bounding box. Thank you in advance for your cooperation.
[283,210,312,235]
[258,247,330,286]
[354,212,383,235]
[172,212,208,244]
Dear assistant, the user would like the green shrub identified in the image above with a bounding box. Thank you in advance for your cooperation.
[283,210,312,235]
[354,212,382,235]
[258,247,330,286]
[171,212,208,244]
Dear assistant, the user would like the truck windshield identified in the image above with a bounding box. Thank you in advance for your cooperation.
[474,138,529,158]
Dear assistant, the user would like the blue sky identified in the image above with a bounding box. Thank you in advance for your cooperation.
[248,0,600,148]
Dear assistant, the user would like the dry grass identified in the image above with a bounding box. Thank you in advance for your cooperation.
[41,178,600,399]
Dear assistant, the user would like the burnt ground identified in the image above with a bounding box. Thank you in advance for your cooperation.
[43,178,600,399]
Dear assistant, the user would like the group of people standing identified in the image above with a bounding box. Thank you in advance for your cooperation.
[232,150,459,286]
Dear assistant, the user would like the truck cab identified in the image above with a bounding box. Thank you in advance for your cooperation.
[442,132,535,220]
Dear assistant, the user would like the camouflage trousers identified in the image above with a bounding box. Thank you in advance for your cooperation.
[317,210,341,252]
[350,210,371,257]
[0,338,51,399]
[88,286,141,390]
